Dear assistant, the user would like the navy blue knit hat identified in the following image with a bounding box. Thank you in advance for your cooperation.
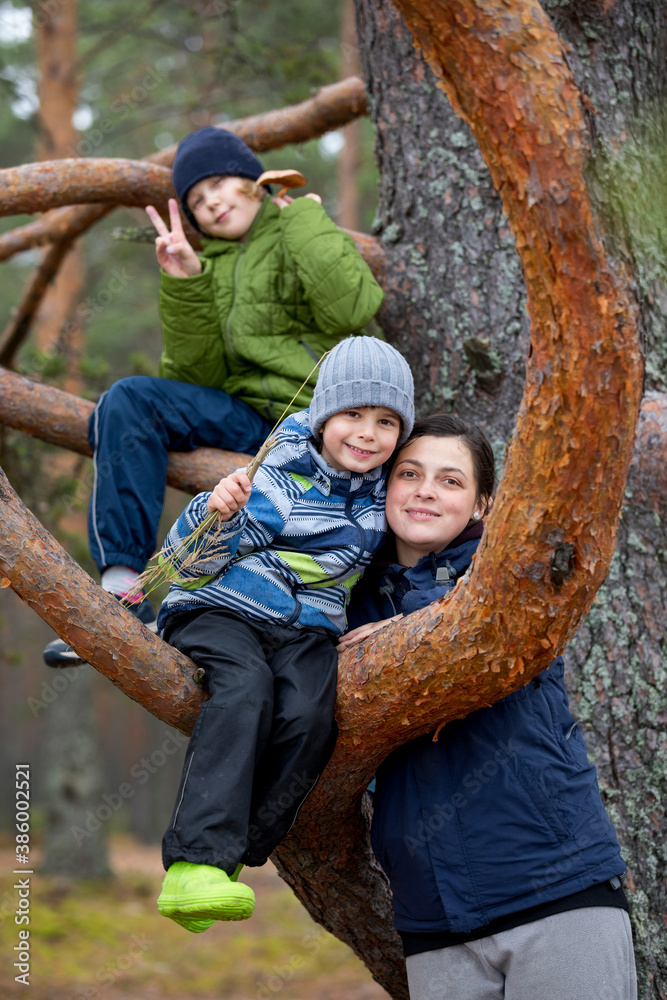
[172,127,266,231]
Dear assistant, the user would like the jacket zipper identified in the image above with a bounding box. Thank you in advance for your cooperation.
[282,486,370,623]
[223,199,266,363]
[346,490,367,569]
[224,246,246,364]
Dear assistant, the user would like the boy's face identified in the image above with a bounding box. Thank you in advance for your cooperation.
[319,407,401,474]
[186,175,263,240]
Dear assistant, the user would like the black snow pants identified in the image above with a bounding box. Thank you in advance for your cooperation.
[161,607,338,874]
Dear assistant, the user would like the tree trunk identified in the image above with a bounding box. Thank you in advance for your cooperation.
[33,0,85,359]
[337,0,363,231]
[32,0,113,882]
[41,665,112,879]
[357,0,666,993]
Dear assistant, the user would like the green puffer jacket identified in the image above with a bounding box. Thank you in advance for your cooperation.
[158,196,384,423]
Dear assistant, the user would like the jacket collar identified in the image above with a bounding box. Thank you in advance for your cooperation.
[369,524,484,582]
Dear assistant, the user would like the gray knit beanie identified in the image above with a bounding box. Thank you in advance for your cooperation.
[309,336,415,446]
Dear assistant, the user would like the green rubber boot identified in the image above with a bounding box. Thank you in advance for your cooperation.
[157,861,255,926]
[167,912,215,934]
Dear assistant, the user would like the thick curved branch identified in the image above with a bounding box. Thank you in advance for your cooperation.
[0,466,202,732]
[0,77,369,260]
[0,367,252,495]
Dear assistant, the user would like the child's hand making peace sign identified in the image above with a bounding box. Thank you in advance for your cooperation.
[145,198,202,278]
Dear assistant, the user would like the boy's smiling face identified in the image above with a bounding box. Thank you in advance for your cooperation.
[319,407,401,473]
[186,174,263,240]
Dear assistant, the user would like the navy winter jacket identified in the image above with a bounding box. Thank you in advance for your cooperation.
[346,532,626,936]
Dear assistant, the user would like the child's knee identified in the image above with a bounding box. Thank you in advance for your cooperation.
[100,376,159,417]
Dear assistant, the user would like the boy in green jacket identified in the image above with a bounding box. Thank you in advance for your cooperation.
[44,127,384,666]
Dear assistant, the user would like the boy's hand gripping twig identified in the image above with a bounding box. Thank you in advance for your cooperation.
[206,434,277,519]
[146,198,202,277]
[207,470,252,519]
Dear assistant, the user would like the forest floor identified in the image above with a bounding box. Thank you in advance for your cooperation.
[0,834,388,1000]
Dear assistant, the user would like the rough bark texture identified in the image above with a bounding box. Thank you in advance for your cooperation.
[0,158,175,217]
[0,77,369,261]
[358,0,530,444]
[357,0,666,993]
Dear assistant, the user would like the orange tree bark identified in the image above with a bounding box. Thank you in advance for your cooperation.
[33,0,85,359]
[337,0,363,231]
[0,76,368,261]
[0,159,174,217]
[0,1,645,996]
[33,0,86,360]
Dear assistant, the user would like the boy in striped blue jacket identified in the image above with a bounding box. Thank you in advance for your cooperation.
[156,336,414,932]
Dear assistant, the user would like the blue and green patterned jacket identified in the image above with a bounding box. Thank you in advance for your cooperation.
[157,409,387,635]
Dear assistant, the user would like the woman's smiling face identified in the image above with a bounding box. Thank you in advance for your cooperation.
[386,435,484,566]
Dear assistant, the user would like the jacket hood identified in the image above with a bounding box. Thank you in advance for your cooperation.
[262,409,385,499]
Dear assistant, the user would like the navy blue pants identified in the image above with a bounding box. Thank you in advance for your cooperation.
[161,608,338,873]
[87,376,271,573]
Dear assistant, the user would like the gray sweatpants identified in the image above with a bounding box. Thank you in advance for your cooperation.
[406,907,637,1000]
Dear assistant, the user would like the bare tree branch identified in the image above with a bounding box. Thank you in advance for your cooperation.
[0,366,252,495]
[0,159,174,217]
[0,76,369,260]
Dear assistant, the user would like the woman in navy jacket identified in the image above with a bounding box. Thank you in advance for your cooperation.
[339,414,636,1000]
